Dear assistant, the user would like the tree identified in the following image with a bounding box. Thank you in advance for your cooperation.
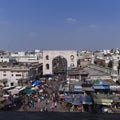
[99,61,105,67]
[118,60,120,73]
[108,60,113,68]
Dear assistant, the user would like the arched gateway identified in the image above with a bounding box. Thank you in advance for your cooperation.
[43,50,77,75]
[52,56,67,75]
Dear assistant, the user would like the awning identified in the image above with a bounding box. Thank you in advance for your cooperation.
[23,89,33,94]
[93,85,110,90]
[82,87,94,92]
[93,80,108,86]
[110,86,120,91]
[64,96,72,103]
[74,88,83,92]
[94,99,113,105]
[74,84,83,92]
[32,80,41,86]
[8,89,19,95]
[80,96,93,104]
[72,100,81,105]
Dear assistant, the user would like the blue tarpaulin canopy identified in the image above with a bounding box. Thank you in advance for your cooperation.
[93,80,109,90]
[74,84,83,92]
[64,94,92,105]
[80,95,92,104]
[72,100,81,105]
[93,85,110,90]
[64,96,72,102]
[74,88,83,92]
[32,80,41,86]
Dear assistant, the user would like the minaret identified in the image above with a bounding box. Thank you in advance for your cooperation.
[111,50,119,82]
[112,51,119,71]
[112,56,118,71]
[91,54,94,64]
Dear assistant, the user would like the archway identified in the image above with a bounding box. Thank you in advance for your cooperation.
[77,59,81,67]
[52,56,67,78]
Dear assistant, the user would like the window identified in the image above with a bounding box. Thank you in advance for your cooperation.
[16,74,21,76]
[46,64,49,70]
[71,63,74,67]
[3,74,6,76]
[70,55,74,60]
[11,74,14,76]
[3,71,6,73]
[46,55,49,60]
[11,82,14,86]
[2,66,7,68]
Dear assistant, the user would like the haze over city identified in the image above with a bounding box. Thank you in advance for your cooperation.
[0,0,120,51]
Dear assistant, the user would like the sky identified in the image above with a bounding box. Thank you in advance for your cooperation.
[0,0,120,51]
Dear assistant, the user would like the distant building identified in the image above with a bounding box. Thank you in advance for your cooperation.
[0,56,10,63]
[10,50,42,63]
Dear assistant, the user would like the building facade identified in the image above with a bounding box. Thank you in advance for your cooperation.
[0,66,29,87]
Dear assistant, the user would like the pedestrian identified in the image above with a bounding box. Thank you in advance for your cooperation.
[40,108,43,112]
[55,101,57,108]
[45,99,48,105]
[38,98,40,103]
[50,103,55,112]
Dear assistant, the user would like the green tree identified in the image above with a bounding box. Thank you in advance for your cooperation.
[108,60,113,68]
[99,62,105,67]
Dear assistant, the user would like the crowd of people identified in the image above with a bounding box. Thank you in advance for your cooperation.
[17,76,69,112]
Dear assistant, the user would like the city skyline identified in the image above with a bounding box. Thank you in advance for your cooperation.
[0,0,120,51]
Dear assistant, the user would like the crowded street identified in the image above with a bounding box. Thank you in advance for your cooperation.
[16,77,69,112]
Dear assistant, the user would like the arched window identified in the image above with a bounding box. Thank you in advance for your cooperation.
[71,63,74,67]
[46,55,49,60]
[46,64,49,70]
[70,55,74,60]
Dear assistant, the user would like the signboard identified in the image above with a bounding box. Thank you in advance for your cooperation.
[94,99,113,105]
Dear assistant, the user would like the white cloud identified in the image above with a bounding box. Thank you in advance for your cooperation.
[88,24,96,29]
[28,32,37,37]
[66,17,77,23]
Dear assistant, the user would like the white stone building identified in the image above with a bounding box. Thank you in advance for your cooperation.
[0,56,10,63]
[0,66,30,87]
[14,56,38,63]
[10,51,41,63]
[43,50,77,75]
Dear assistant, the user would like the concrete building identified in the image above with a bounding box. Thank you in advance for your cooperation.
[0,65,29,87]
[0,62,42,87]
[10,50,42,63]
[14,56,38,63]
[67,64,119,83]
[43,50,77,75]
[0,55,10,63]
